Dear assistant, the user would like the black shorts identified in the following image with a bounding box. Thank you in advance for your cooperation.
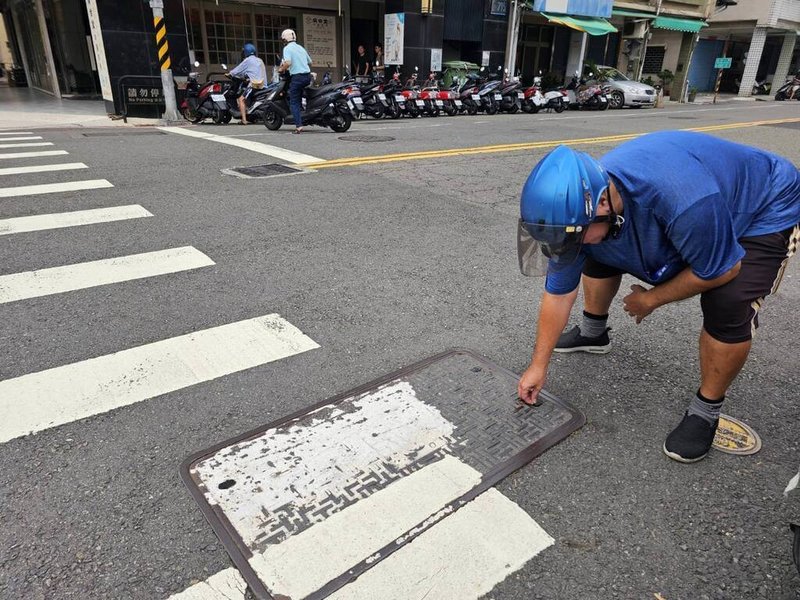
[583,224,800,343]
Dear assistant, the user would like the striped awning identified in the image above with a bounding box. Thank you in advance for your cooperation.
[652,16,708,33]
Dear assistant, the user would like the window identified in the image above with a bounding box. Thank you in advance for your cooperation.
[205,9,252,66]
[255,14,296,67]
[186,8,205,63]
[642,45,666,74]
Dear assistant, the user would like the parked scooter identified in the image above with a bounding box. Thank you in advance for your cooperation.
[497,69,524,113]
[180,62,229,124]
[522,74,566,113]
[475,66,504,114]
[262,72,352,132]
[381,72,405,119]
[775,73,800,100]
[222,71,276,124]
[563,72,609,110]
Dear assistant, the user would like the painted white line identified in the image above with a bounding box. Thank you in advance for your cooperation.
[0,246,214,304]
[0,150,68,160]
[0,205,152,235]
[168,568,246,599]
[0,179,113,198]
[0,162,88,176]
[0,131,34,135]
[0,314,319,444]
[0,142,54,149]
[329,487,554,600]
[0,136,44,142]
[251,456,481,599]
[158,126,322,165]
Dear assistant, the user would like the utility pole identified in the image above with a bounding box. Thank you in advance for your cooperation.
[503,0,521,76]
[149,0,181,122]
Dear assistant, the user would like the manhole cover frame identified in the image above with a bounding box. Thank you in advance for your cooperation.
[222,163,313,179]
[337,135,396,142]
[180,348,585,600]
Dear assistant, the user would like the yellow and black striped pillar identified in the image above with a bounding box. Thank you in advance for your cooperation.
[154,15,171,72]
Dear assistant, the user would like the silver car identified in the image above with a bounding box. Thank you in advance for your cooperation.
[597,66,656,109]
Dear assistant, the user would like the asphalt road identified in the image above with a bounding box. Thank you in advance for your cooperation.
[1,101,799,600]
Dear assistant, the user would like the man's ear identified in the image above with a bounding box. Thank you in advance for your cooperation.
[597,192,611,212]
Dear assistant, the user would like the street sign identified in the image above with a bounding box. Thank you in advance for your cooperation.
[714,57,732,69]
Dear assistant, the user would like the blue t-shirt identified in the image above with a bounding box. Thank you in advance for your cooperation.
[282,42,312,75]
[229,55,267,82]
[545,131,800,295]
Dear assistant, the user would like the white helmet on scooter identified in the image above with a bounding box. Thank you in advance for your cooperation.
[281,29,296,43]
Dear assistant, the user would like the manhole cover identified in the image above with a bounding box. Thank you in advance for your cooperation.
[182,349,584,600]
[81,130,166,136]
[338,135,395,142]
[224,164,304,178]
[712,414,761,455]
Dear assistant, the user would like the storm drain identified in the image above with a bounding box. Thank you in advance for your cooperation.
[338,135,395,142]
[181,349,584,600]
[222,163,306,179]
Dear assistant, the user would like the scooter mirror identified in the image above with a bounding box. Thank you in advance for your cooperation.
[193,61,200,67]
[221,64,228,70]
[415,66,419,71]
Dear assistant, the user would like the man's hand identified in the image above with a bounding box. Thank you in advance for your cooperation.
[518,364,547,405]
[623,284,656,324]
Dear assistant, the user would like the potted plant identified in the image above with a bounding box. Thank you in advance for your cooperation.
[688,87,698,103]
[658,69,675,97]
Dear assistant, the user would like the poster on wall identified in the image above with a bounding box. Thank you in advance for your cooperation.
[430,48,442,72]
[84,0,113,101]
[384,13,404,66]
[303,14,337,68]
[482,51,490,67]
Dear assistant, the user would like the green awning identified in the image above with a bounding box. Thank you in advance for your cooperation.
[540,12,618,36]
[611,9,655,18]
[652,16,708,33]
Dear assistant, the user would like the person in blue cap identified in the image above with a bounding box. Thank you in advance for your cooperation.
[227,43,267,125]
[516,131,800,463]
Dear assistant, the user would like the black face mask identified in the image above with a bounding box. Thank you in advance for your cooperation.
[590,212,625,241]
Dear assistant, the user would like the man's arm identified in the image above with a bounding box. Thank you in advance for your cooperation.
[623,262,741,323]
[228,60,246,77]
[518,288,579,404]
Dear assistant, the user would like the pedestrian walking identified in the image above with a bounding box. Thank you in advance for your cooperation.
[516,131,800,463]
[354,44,370,77]
[226,43,267,125]
[278,29,312,134]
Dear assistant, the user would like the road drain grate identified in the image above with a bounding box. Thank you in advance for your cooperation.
[338,135,395,142]
[226,164,304,178]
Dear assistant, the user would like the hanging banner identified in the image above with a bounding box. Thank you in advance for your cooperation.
[84,0,113,101]
[531,0,612,18]
[430,48,442,72]
[303,14,337,68]
[384,13,404,65]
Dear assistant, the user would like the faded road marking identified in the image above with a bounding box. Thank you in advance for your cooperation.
[0,314,319,444]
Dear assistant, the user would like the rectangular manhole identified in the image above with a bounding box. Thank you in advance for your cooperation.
[181,349,584,600]
[224,164,305,178]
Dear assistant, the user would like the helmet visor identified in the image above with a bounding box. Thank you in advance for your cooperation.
[517,219,585,277]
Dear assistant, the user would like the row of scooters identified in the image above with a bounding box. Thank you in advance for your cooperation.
[180,64,610,132]
[341,66,610,120]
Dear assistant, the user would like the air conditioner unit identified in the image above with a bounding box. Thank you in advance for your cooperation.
[622,21,648,39]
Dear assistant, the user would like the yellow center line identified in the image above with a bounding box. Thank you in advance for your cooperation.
[304,117,800,170]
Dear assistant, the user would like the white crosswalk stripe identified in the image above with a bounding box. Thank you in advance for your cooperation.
[0,246,214,303]
[0,179,113,198]
[0,150,68,159]
[0,142,54,149]
[0,136,44,142]
[0,205,152,235]
[0,162,88,176]
[0,131,34,135]
[0,314,319,444]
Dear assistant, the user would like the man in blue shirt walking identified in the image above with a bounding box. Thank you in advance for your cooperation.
[278,28,313,133]
[516,132,800,463]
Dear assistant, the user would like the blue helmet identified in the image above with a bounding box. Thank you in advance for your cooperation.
[242,43,257,57]
[517,145,610,275]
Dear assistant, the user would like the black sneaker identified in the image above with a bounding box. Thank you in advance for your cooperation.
[663,412,718,463]
[553,325,611,354]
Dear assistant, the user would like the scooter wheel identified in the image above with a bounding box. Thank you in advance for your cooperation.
[330,112,352,133]
[554,103,565,113]
[181,107,203,124]
[444,107,457,116]
[598,100,609,111]
[467,104,478,116]
[485,103,498,115]
[507,103,519,114]
[389,105,402,119]
[263,109,283,131]
[211,105,227,124]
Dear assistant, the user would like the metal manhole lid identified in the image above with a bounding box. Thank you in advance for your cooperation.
[338,135,395,142]
[181,349,584,600]
[223,164,306,178]
[712,414,762,455]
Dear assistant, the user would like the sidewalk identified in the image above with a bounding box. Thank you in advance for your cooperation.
[0,82,155,129]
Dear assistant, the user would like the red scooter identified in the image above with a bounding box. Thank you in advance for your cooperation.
[180,62,229,124]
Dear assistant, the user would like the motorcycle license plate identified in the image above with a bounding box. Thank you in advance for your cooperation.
[353,97,363,105]
[599,97,607,103]
[517,92,525,99]
[347,100,356,110]
[455,100,463,106]
[211,94,226,102]
[435,100,444,107]
[415,99,425,107]
[471,94,481,101]
[494,94,502,100]
[378,93,386,100]
[395,95,405,102]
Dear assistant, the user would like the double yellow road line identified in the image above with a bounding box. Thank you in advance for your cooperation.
[304,116,800,170]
